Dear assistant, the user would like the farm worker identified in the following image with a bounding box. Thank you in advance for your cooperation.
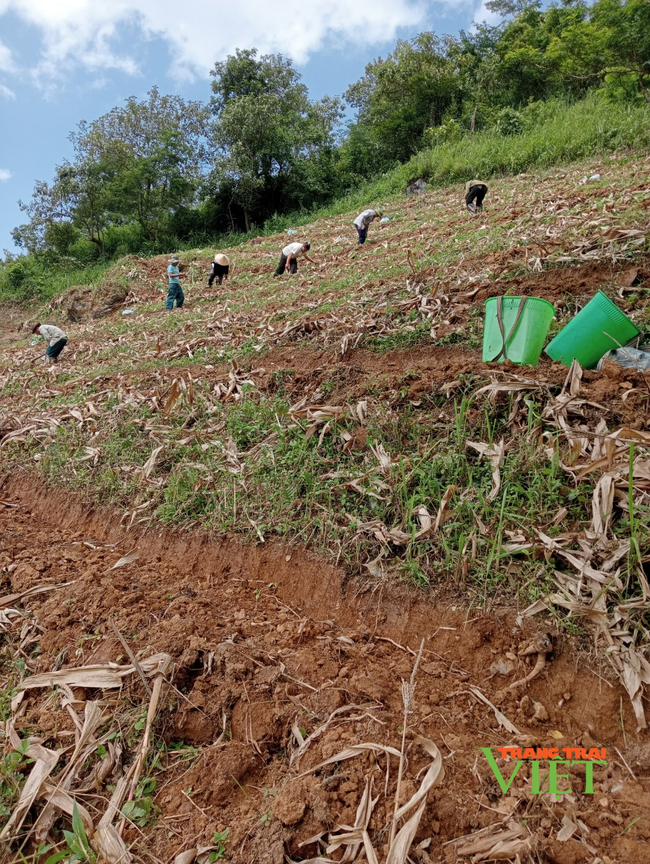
[208,253,230,287]
[465,180,488,214]
[353,209,382,245]
[274,241,316,276]
[166,255,185,311]
[32,323,68,364]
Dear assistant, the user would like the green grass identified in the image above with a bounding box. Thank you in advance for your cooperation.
[12,385,598,607]
[397,94,650,193]
[364,323,431,353]
[0,258,111,306]
[3,94,648,311]
[270,93,650,228]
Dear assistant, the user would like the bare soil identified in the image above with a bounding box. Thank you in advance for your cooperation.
[2,156,650,863]
[2,475,650,864]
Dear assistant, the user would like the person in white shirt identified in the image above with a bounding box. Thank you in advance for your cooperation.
[274,241,316,276]
[353,209,382,245]
[32,323,68,364]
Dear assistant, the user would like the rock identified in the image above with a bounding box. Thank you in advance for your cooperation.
[490,657,514,676]
[533,701,549,722]
[57,285,94,322]
[52,281,130,322]
[91,283,130,319]
[406,178,427,196]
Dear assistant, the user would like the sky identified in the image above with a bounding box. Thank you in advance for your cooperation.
[0,0,502,255]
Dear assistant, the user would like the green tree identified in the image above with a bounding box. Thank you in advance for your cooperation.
[14,87,210,255]
[74,87,209,241]
[209,49,342,230]
[344,33,464,169]
[591,0,650,103]
[13,159,112,255]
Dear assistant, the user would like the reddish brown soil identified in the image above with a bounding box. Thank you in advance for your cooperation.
[245,343,650,430]
[2,180,650,863]
[2,475,650,864]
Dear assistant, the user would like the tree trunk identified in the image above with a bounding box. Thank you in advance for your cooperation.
[244,209,250,233]
[470,106,477,134]
[88,231,104,255]
[638,74,650,105]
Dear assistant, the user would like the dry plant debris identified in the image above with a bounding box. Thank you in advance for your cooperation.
[1,153,650,863]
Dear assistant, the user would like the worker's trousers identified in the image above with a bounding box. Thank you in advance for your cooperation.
[166,283,184,310]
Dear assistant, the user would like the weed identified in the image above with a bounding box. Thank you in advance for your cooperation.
[120,777,158,827]
[0,739,31,824]
[365,323,431,353]
[209,828,231,861]
[44,802,96,864]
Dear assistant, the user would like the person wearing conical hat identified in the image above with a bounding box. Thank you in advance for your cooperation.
[208,252,230,287]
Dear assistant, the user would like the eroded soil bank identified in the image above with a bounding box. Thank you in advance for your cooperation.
[1,474,649,864]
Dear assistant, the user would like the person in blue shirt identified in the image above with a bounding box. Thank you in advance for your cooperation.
[166,256,185,311]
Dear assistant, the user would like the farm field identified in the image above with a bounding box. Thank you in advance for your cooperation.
[1,152,650,864]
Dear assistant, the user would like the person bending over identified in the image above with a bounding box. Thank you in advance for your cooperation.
[353,208,382,245]
[208,253,230,287]
[274,242,316,276]
[465,180,488,215]
[32,323,68,364]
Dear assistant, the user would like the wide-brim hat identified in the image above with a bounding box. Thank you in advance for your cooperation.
[215,254,229,266]
[170,256,180,264]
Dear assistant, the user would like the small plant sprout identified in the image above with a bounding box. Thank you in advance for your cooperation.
[209,828,230,861]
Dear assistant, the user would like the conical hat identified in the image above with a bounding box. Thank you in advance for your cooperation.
[214,253,229,266]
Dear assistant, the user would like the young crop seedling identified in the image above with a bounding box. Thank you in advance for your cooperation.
[209,828,231,861]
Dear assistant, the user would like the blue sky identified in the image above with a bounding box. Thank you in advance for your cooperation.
[0,0,501,255]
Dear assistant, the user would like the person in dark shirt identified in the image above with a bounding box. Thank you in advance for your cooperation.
[465,180,488,214]
[208,253,230,287]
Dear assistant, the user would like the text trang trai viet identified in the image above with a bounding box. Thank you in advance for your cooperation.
[481,747,607,795]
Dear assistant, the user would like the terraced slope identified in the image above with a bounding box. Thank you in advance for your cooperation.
[0,152,649,864]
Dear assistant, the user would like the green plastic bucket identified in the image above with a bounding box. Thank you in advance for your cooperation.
[482,296,555,365]
[545,291,640,369]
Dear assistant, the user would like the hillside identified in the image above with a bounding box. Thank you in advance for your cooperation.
[1,152,650,864]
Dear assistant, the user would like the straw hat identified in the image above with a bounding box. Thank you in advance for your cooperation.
[214,253,229,266]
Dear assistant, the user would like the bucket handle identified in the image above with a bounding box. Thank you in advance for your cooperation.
[489,296,528,362]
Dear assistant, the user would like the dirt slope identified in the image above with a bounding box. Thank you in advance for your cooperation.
[2,477,650,864]
[1,153,650,864]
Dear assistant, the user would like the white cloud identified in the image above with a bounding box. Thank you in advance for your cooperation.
[0,82,15,99]
[0,0,458,86]
[473,1,503,27]
[0,168,12,181]
[0,37,14,72]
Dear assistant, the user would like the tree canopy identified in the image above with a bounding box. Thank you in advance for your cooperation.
[209,49,342,230]
[10,0,650,262]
